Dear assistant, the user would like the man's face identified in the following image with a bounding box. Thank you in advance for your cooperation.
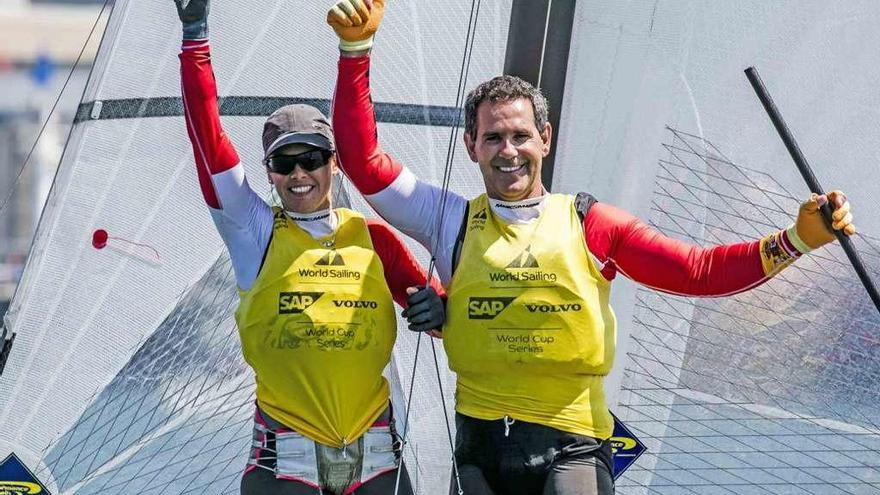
[267,144,336,213]
[464,98,551,202]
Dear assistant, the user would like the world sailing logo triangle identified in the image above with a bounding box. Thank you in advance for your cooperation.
[506,246,539,268]
[272,209,288,230]
[315,250,345,266]
[0,453,52,494]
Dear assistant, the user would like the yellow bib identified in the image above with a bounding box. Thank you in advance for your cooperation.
[235,208,396,447]
[444,194,617,439]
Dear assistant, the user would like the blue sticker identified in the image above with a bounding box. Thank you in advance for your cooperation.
[610,412,646,480]
[0,453,51,494]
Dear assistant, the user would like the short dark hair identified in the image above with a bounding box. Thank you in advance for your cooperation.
[464,75,549,139]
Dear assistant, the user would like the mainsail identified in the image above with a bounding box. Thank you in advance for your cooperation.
[0,0,510,493]
[554,1,880,493]
[1,0,879,494]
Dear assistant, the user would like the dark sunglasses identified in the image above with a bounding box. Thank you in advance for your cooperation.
[265,149,333,175]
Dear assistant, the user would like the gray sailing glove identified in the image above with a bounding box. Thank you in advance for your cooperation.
[401,287,445,333]
[174,0,209,40]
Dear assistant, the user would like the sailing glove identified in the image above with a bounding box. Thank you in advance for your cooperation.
[402,286,445,333]
[327,0,384,52]
[789,190,855,252]
[174,0,209,40]
[758,190,856,276]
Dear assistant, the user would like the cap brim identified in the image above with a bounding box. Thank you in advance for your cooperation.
[264,133,334,160]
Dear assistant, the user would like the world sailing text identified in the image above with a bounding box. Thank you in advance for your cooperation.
[297,267,362,280]
[488,271,557,283]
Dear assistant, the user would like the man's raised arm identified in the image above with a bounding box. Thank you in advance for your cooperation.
[328,0,467,273]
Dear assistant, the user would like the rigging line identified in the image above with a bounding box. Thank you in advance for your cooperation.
[429,335,459,487]
[394,1,483,494]
[393,328,423,494]
[0,0,111,218]
[536,0,553,90]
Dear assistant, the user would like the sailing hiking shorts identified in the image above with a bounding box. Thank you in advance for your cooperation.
[450,413,614,495]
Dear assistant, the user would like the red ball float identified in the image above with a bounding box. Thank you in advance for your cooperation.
[92,229,109,249]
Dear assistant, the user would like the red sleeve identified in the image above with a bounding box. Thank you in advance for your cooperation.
[367,220,445,307]
[332,56,404,195]
[584,202,769,297]
[179,40,240,209]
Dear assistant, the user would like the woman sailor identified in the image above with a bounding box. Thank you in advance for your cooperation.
[173,1,444,493]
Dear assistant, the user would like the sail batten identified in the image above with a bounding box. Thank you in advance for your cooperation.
[74,97,466,127]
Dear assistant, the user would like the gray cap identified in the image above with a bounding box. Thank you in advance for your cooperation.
[262,104,335,160]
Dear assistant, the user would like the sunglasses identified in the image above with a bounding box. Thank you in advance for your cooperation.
[265,149,333,175]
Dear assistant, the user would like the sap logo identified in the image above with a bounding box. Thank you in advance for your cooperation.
[279,292,324,314]
[525,303,582,313]
[333,300,378,309]
[506,246,539,268]
[315,250,345,266]
[0,453,51,494]
[468,297,516,320]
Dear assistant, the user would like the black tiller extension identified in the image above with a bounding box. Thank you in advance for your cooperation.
[745,66,880,315]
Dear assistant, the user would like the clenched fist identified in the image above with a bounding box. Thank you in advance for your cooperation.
[327,0,385,52]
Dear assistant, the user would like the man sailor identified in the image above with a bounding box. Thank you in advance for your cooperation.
[327,1,857,493]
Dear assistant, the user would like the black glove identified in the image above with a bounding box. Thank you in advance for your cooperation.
[174,0,209,40]
[401,287,445,333]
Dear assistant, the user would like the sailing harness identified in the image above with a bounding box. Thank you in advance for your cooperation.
[248,408,402,494]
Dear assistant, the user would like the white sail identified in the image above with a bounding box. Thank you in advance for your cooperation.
[0,0,510,493]
[4,0,880,493]
[555,1,880,492]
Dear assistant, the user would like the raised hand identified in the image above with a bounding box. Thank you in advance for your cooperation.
[174,0,209,40]
[327,0,385,52]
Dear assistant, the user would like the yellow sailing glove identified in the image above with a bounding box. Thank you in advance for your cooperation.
[758,190,857,276]
[788,190,856,252]
[327,0,385,52]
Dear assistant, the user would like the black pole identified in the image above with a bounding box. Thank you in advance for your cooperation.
[504,0,577,191]
[745,66,880,315]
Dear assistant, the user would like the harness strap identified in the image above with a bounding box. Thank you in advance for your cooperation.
[451,202,470,273]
